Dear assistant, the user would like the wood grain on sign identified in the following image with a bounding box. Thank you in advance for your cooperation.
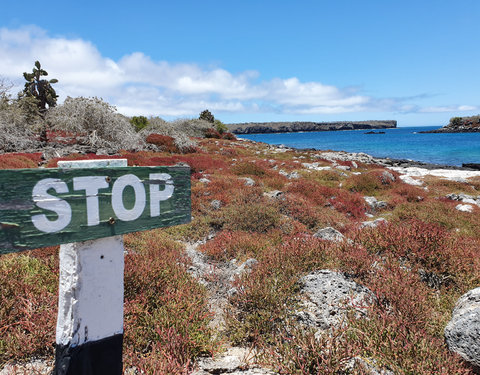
[0,166,191,253]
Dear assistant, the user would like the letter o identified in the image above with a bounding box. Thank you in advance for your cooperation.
[111,174,146,221]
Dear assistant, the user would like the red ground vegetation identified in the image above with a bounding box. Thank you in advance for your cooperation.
[0,153,43,169]
[1,138,479,374]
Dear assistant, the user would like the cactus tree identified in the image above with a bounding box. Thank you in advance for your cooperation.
[22,61,58,113]
[199,109,215,123]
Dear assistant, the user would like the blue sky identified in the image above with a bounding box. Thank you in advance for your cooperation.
[1,1,479,126]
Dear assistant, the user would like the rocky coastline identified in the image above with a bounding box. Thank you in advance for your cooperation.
[267,142,479,171]
[420,115,480,133]
[227,120,397,134]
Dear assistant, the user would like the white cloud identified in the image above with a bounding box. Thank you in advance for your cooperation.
[0,26,476,119]
[419,105,479,113]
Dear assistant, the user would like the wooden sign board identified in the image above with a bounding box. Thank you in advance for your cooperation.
[0,165,191,254]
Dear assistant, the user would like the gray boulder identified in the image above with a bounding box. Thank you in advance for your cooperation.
[364,196,388,212]
[456,204,474,213]
[279,170,300,179]
[345,357,394,375]
[381,171,396,184]
[239,177,255,186]
[192,347,277,375]
[445,287,480,369]
[446,193,479,206]
[263,190,284,200]
[296,270,376,332]
[313,227,345,242]
[228,258,258,283]
[361,218,388,229]
[210,200,222,210]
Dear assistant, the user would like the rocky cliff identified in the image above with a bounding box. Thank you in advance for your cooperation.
[227,120,397,134]
[421,115,480,133]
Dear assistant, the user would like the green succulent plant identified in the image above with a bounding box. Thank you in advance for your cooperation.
[22,61,58,113]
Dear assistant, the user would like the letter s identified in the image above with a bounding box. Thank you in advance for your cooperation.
[31,178,72,233]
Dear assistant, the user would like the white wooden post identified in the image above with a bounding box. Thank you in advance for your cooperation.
[53,159,127,375]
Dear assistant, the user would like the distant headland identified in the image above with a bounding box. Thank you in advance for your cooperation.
[421,115,480,133]
[226,120,397,134]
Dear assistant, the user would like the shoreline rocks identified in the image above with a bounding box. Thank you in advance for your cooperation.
[420,116,480,134]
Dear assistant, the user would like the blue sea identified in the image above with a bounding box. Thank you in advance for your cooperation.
[239,126,480,167]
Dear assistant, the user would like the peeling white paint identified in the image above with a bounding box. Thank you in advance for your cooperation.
[56,159,126,347]
[56,236,124,346]
[58,159,128,169]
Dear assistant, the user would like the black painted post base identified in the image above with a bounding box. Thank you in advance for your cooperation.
[53,334,123,375]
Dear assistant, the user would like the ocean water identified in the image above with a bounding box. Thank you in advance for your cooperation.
[239,126,480,167]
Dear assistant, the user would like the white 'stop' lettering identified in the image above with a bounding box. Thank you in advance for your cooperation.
[73,176,109,226]
[111,174,146,222]
[31,178,72,233]
[31,173,175,233]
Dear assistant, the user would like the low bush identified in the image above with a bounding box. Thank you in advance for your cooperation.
[422,176,478,196]
[141,118,199,153]
[310,169,343,187]
[200,231,274,261]
[0,97,42,152]
[163,118,213,138]
[222,132,237,140]
[279,193,325,229]
[46,97,143,151]
[259,325,359,375]
[130,115,149,132]
[343,169,398,195]
[328,190,367,220]
[355,219,480,289]
[145,133,180,153]
[287,180,330,206]
[392,200,480,238]
[347,304,471,374]
[204,128,222,139]
[232,161,268,177]
[390,183,426,204]
[220,202,282,233]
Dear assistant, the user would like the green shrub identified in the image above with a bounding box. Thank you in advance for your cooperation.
[214,119,228,134]
[130,115,149,132]
[199,109,214,123]
[449,117,463,127]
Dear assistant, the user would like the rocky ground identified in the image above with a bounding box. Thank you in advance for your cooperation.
[1,140,480,374]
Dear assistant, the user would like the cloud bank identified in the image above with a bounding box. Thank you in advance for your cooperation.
[0,26,477,119]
